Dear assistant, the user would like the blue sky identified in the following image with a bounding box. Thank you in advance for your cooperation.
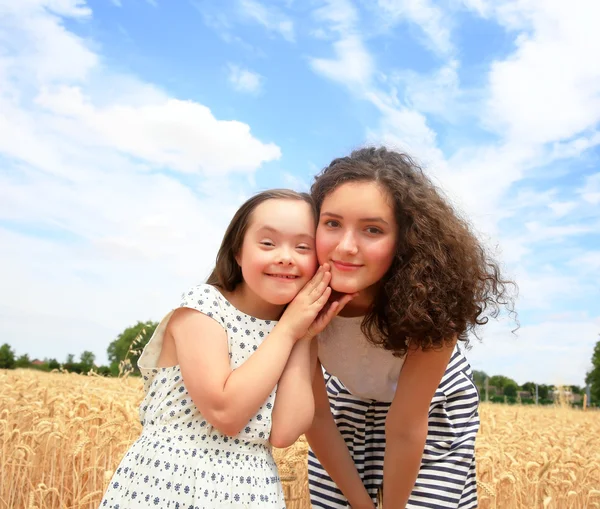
[0,0,599,386]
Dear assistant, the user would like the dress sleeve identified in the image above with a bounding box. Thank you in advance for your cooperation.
[178,284,226,329]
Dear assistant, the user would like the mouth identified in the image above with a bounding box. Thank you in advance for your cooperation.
[331,260,363,272]
[265,273,300,280]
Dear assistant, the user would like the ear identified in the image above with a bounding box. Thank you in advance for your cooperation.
[234,252,242,266]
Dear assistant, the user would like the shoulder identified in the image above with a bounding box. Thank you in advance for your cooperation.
[176,283,227,328]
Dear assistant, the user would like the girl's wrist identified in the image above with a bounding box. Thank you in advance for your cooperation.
[273,322,303,343]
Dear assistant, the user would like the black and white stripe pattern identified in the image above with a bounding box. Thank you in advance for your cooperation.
[308,347,479,508]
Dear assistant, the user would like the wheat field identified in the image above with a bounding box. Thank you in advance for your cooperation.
[1,369,599,509]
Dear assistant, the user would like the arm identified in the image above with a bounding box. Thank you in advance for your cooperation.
[170,267,333,437]
[169,310,299,436]
[304,360,375,509]
[382,340,456,507]
[270,293,356,448]
[269,336,314,448]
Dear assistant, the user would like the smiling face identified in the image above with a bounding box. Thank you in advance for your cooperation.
[236,198,318,308]
[316,182,398,308]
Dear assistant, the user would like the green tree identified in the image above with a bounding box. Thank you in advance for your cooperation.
[107,321,158,375]
[585,335,600,404]
[15,353,31,368]
[47,358,60,370]
[66,353,75,364]
[0,343,16,369]
[538,384,550,400]
[488,375,518,392]
[504,381,518,398]
[472,370,488,388]
[80,351,96,372]
[570,385,582,394]
[520,382,536,394]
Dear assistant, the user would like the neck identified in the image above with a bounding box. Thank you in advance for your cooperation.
[337,286,377,317]
[225,282,285,321]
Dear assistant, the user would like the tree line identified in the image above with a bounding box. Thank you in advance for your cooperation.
[0,320,158,377]
[1,323,599,406]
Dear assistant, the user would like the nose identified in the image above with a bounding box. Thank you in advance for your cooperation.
[276,246,294,265]
[338,230,358,255]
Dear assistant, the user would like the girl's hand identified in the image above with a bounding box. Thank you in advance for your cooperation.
[279,264,333,340]
[305,291,357,339]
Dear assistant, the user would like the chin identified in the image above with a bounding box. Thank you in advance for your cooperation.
[330,277,362,295]
[263,289,300,306]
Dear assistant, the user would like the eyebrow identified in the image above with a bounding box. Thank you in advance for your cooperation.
[321,211,390,226]
[256,225,314,240]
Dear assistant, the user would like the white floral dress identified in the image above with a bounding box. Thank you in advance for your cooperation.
[99,284,286,509]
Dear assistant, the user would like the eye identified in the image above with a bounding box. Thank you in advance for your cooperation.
[260,240,275,247]
[297,244,312,251]
[365,227,383,235]
[324,219,340,228]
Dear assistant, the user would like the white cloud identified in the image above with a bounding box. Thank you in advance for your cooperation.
[580,172,600,205]
[227,64,264,94]
[389,60,462,121]
[313,0,358,31]
[466,317,600,386]
[238,0,295,42]
[570,252,600,275]
[481,0,600,145]
[30,85,280,174]
[376,0,453,55]
[548,201,578,217]
[0,0,280,362]
[309,0,372,88]
[310,34,373,89]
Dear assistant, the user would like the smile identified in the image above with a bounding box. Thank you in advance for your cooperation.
[332,260,362,272]
[265,274,299,280]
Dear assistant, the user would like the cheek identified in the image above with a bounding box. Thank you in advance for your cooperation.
[240,247,269,275]
[366,239,396,272]
[316,229,337,264]
[298,253,318,276]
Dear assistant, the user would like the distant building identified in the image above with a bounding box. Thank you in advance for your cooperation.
[549,388,582,404]
[31,359,44,366]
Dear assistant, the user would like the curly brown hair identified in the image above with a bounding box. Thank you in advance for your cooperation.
[311,147,517,356]
[206,189,316,291]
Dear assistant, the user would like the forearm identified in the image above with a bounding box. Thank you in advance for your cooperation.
[383,426,427,507]
[270,337,315,447]
[306,413,375,509]
[198,324,296,435]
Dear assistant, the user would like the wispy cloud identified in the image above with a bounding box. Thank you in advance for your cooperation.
[0,0,279,363]
[376,0,453,55]
[227,64,264,94]
[238,0,295,42]
[307,0,600,384]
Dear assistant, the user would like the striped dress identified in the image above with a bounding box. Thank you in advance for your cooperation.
[308,316,480,508]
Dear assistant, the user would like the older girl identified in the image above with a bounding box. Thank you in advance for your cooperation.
[306,148,515,509]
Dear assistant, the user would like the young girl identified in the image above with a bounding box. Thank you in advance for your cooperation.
[100,189,354,509]
[305,148,516,509]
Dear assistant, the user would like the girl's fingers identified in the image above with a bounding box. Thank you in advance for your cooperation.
[321,293,356,325]
[313,285,332,309]
[305,264,327,296]
[336,293,357,312]
[311,271,331,300]
[306,264,324,290]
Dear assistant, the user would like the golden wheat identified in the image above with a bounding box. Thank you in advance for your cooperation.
[1,369,599,509]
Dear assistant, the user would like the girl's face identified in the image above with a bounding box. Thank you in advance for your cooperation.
[316,182,398,304]
[237,199,318,307]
